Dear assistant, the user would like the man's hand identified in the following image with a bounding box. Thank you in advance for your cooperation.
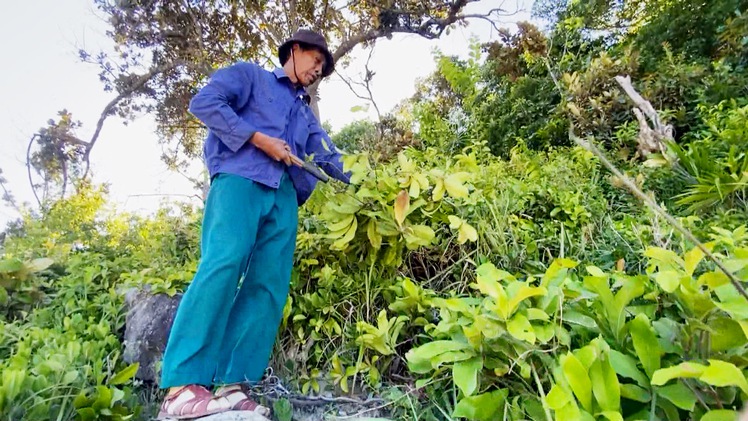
[251,132,293,166]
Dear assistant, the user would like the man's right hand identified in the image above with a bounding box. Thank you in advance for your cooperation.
[250,132,293,166]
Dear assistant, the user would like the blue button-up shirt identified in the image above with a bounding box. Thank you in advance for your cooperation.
[189,62,350,205]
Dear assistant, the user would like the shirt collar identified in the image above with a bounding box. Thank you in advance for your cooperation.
[274,67,310,104]
[273,67,288,80]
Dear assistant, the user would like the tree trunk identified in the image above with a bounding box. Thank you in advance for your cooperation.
[307,81,322,121]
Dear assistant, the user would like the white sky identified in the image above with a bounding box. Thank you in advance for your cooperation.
[0,0,533,228]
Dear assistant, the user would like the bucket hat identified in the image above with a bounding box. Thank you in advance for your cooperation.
[278,29,335,77]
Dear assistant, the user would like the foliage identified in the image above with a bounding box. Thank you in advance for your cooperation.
[78,0,505,165]
[0,186,202,420]
[331,115,418,160]
[4,0,748,420]
[646,100,748,214]
[406,229,748,420]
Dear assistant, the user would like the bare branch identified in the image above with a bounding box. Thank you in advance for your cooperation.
[334,0,514,61]
[0,175,20,214]
[81,60,197,179]
[26,134,41,208]
[614,75,674,159]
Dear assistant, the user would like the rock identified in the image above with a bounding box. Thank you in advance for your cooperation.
[123,287,182,382]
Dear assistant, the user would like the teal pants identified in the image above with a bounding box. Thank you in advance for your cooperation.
[160,173,298,388]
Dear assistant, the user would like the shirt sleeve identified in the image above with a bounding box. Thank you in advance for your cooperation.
[307,119,351,184]
[188,62,258,152]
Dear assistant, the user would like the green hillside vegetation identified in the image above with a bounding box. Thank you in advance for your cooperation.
[2,1,748,420]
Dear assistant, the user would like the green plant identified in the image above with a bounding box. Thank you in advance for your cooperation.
[0,257,53,320]
[404,225,748,420]
[649,100,748,213]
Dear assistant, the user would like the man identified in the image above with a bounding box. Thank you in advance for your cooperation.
[157,29,349,420]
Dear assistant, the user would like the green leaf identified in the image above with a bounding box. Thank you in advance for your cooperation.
[507,314,535,343]
[27,257,54,273]
[654,270,681,293]
[586,265,607,278]
[76,408,97,421]
[2,369,26,402]
[73,391,92,409]
[700,359,748,394]
[443,172,471,199]
[698,271,730,289]
[533,323,555,343]
[644,247,684,270]
[563,310,597,329]
[452,389,507,421]
[589,358,620,411]
[273,398,293,421]
[332,217,358,250]
[111,387,125,404]
[651,362,707,385]
[504,283,546,319]
[684,245,709,276]
[620,384,651,402]
[403,225,435,249]
[92,385,113,411]
[561,353,592,412]
[700,410,739,421]
[394,190,409,227]
[0,258,23,274]
[108,363,139,386]
[0,286,7,306]
[453,357,482,397]
[526,308,550,321]
[541,258,578,288]
[62,370,79,385]
[709,317,747,352]
[598,411,623,421]
[611,276,646,334]
[583,276,615,316]
[629,314,661,377]
[546,384,570,410]
[657,382,696,411]
[458,221,478,244]
[328,214,355,233]
[609,350,649,387]
[406,341,472,374]
[724,258,748,273]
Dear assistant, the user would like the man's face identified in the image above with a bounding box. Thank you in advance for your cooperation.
[291,44,326,86]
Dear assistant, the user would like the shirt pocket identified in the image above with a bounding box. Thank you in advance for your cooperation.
[248,77,274,111]
[292,105,313,154]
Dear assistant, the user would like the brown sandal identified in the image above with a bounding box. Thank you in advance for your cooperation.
[157,385,231,420]
[213,384,271,417]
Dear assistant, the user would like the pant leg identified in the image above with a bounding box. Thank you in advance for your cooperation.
[160,173,271,388]
[214,173,298,384]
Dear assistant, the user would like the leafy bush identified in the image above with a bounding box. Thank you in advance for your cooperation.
[406,228,748,420]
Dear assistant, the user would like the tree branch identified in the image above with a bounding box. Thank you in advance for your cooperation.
[614,75,674,159]
[0,174,20,214]
[334,0,511,60]
[82,61,187,179]
[26,134,42,208]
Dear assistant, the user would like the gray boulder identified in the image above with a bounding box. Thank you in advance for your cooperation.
[123,287,182,382]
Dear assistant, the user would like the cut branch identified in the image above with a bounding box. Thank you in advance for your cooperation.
[614,75,674,159]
